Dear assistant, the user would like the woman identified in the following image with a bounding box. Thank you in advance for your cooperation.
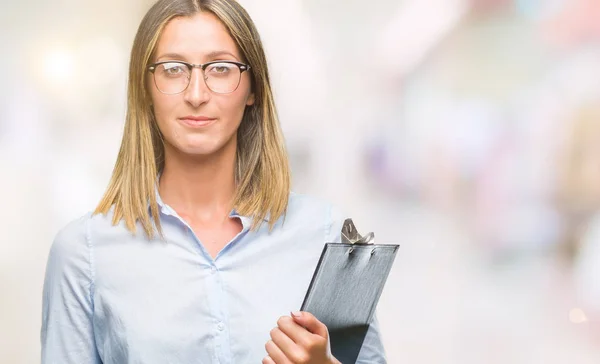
[41,0,386,363]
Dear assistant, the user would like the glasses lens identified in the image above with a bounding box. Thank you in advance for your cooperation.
[154,62,190,94]
[152,62,244,94]
[204,62,242,94]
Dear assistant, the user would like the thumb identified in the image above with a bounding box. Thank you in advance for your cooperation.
[291,311,329,338]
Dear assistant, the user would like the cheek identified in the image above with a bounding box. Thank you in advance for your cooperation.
[221,87,253,125]
[149,78,174,125]
[152,95,179,132]
[221,99,248,131]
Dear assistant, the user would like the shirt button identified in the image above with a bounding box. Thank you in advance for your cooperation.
[217,322,225,331]
[210,266,217,274]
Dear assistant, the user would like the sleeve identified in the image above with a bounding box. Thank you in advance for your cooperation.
[327,204,388,363]
[41,215,102,364]
[356,314,388,363]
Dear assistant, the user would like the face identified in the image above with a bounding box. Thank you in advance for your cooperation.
[149,12,255,158]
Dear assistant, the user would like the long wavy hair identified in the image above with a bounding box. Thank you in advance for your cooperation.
[94,0,290,239]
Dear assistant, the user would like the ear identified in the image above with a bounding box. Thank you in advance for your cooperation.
[246,91,255,106]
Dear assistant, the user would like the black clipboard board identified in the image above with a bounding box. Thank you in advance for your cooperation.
[300,219,398,363]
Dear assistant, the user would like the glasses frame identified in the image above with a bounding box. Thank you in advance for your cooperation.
[147,60,251,95]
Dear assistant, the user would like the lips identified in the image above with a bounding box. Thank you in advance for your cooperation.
[178,116,216,127]
[180,115,214,121]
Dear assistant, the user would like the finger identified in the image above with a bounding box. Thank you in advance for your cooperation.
[262,355,276,364]
[291,311,329,338]
[270,326,302,359]
[265,339,292,364]
[276,315,313,346]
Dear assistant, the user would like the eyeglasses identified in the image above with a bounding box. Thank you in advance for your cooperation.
[148,60,251,95]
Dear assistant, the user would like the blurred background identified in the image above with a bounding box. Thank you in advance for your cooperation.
[1,0,600,362]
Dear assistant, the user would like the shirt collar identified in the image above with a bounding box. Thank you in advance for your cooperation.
[151,173,263,230]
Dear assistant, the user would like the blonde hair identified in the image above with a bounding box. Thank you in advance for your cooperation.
[94,0,290,239]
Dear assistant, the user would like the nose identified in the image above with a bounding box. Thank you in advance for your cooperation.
[183,68,210,107]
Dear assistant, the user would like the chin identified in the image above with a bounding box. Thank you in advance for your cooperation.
[176,139,225,157]
[179,145,220,157]
[167,133,235,158]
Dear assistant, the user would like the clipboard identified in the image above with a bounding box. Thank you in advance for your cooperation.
[300,219,399,363]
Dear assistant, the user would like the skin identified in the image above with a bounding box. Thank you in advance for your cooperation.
[148,12,339,364]
[150,12,254,259]
[265,312,341,364]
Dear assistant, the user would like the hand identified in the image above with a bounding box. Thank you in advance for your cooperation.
[263,311,341,364]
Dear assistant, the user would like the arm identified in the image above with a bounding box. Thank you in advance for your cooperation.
[41,216,102,363]
[356,314,387,363]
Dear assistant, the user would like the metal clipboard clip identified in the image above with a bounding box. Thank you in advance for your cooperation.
[341,218,375,254]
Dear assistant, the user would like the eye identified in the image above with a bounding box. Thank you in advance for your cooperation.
[160,63,187,76]
[206,63,234,75]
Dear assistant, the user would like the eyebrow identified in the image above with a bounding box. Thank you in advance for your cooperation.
[156,50,240,62]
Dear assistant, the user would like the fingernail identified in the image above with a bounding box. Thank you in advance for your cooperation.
[291,311,302,318]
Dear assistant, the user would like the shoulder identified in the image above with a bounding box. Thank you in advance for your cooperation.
[284,192,347,243]
[50,213,92,258]
[46,213,95,280]
[49,208,120,262]
[286,192,329,212]
[285,192,338,219]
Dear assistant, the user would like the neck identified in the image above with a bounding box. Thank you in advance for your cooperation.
[158,142,237,222]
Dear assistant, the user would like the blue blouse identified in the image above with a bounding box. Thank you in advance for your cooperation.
[41,191,386,363]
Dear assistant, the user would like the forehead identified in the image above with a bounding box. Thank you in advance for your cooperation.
[155,12,241,61]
